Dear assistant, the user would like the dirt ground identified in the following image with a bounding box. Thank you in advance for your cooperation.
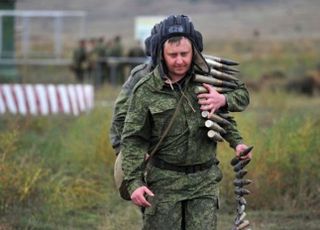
[218,210,320,230]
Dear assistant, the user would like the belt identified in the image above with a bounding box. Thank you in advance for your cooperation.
[150,157,215,174]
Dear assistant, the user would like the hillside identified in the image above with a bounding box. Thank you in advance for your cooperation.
[16,0,320,45]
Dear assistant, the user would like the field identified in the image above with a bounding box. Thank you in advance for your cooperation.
[1,38,320,229]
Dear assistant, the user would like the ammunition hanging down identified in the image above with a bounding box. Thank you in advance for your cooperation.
[231,146,254,230]
[194,55,253,229]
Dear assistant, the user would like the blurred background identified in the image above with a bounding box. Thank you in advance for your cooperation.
[0,0,319,229]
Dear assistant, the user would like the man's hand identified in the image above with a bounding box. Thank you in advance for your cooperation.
[235,144,253,160]
[131,186,154,207]
[197,83,226,116]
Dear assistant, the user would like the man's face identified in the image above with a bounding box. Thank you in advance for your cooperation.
[163,37,193,81]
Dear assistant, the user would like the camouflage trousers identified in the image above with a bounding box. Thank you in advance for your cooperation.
[142,163,222,230]
[142,197,218,230]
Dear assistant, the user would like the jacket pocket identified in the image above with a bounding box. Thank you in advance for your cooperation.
[149,99,185,137]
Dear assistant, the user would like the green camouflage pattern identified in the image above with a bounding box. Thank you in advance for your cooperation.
[143,165,220,229]
[121,66,243,193]
[110,63,153,153]
[118,63,248,229]
[109,62,249,154]
[224,77,249,112]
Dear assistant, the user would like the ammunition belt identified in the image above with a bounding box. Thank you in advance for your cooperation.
[151,156,215,174]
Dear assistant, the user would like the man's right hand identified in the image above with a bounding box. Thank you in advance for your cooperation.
[131,186,154,207]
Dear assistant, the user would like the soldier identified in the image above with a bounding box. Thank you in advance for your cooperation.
[127,40,146,71]
[86,38,99,82]
[119,15,252,229]
[71,39,87,83]
[95,36,108,85]
[109,35,125,84]
[110,23,160,155]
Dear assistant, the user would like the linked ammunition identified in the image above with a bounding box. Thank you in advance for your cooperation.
[233,179,252,187]
[233,158,251,172]
[237,220,250,230]
[231,146,253,230]
[234,188,251,196]
[223,68,239,74]
[203,54,239,66]
[217,112,233,119]
[210,68,238,81]
[194,85,208,94]
[231,156,241,166]
[205,58,239,73]
[201,111,232,126]
[194,85,234,94]
[236,204,246,214]
[193,74,238,88]
[214,87,235,93]
[230,146,253,166]
[205,120,226,134]
[237,196,247,205]
[201,110,210,118]
[235,169,248,179]
[240,146,254,158]
[207,130,224,142]
[235,212,247,226]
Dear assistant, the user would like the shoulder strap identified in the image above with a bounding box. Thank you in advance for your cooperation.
[148,94,184,158]
[148,73,194,158]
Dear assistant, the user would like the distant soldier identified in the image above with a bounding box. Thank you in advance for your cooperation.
[108,35,125,84]
[71,39,87,83]
[95,37,108,85]
[127,40,146,71]
[86,38,98,82]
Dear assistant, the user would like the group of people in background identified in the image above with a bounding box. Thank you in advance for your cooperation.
[70,35,146,86]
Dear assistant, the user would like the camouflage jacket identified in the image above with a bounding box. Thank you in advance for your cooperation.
[121,66,244,194]
[109,63,249,154]
[110,63,153,153]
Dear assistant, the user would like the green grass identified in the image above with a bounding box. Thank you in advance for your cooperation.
[0,88,319,229]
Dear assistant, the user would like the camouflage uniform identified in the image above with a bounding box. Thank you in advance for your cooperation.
[121,66,245,229]
[110,63,153,154]
[110,62,249,155]
[109,36,125,84]
[71,41,87,83]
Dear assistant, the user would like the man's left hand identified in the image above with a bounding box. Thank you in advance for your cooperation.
[235,144,253,159]
[197,83,226,116]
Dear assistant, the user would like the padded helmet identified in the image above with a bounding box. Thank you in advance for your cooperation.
[144,22,161,57]
[145,15,210,74]
[158,15,203,52]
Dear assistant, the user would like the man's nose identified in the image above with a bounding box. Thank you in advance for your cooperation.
[176,55,183,64]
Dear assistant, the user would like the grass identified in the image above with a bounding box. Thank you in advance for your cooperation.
[0,86,319,229]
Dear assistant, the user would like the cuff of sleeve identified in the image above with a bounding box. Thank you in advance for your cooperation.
[230,139,243,149]
[127,179,145,195]
[224,94,233,111]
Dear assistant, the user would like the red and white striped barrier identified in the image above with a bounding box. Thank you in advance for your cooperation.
[0,84,94,116]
